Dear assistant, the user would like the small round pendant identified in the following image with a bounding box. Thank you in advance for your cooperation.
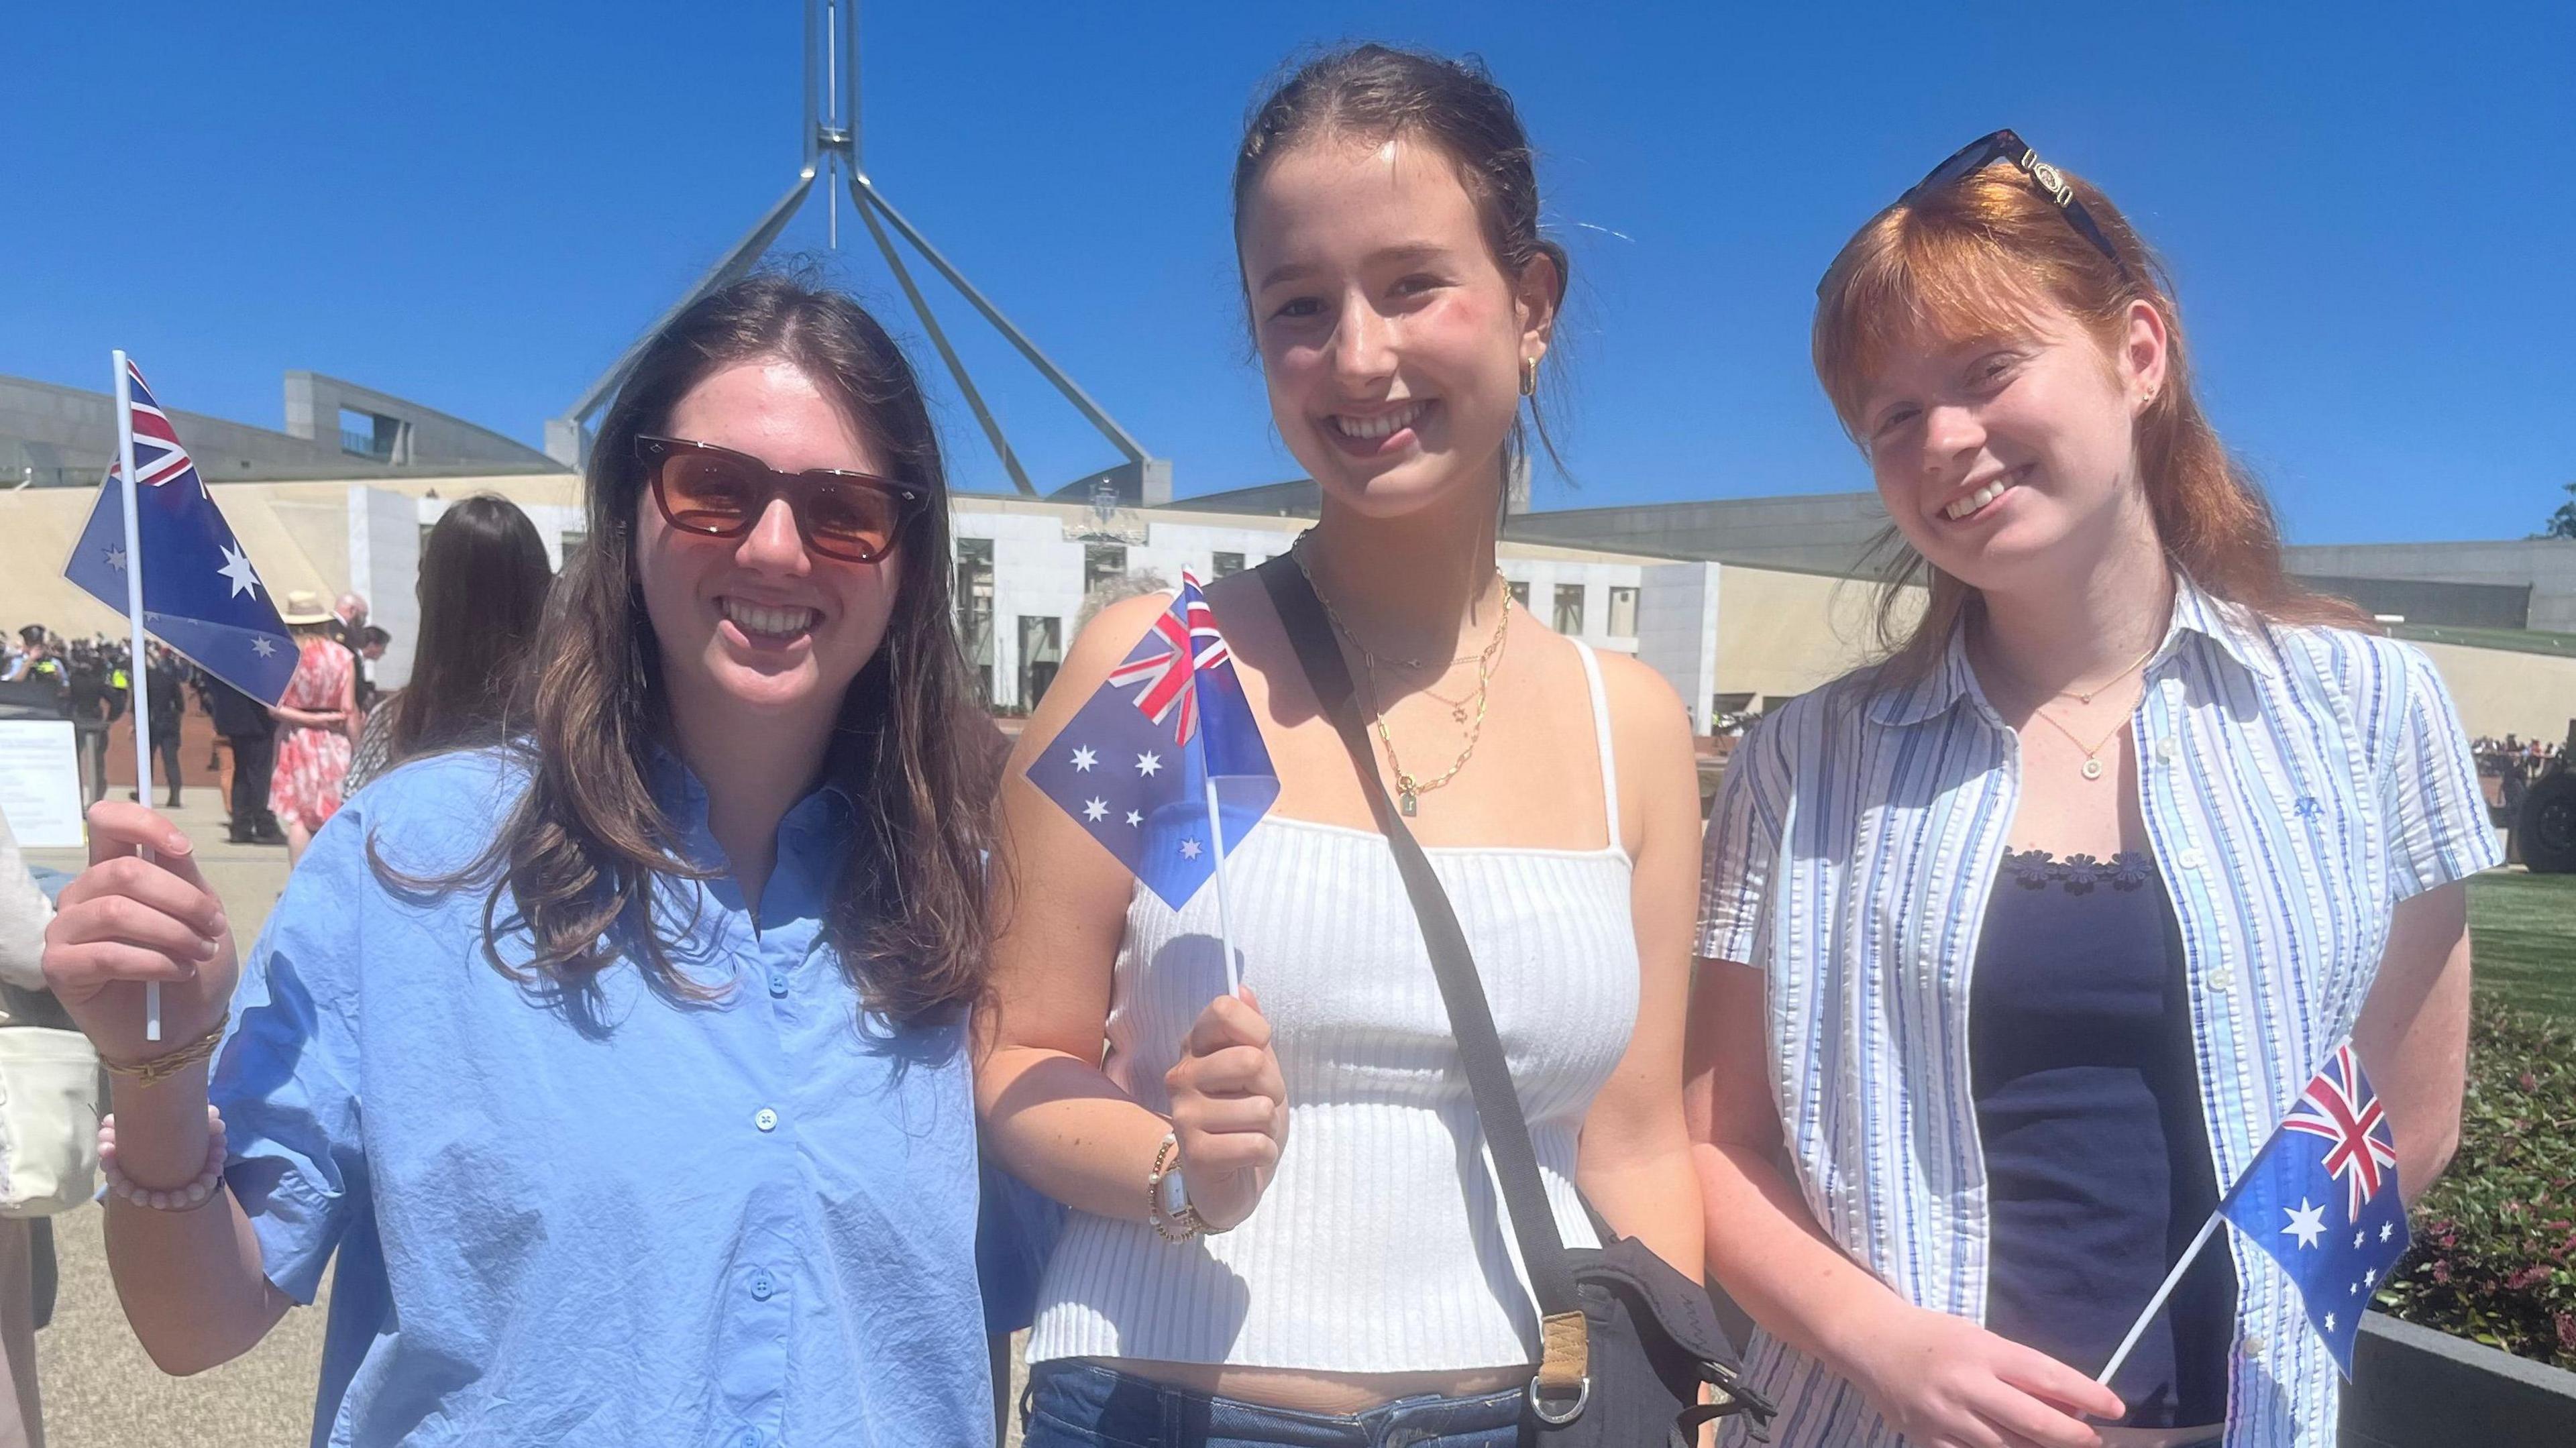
[2080,757,2105,781]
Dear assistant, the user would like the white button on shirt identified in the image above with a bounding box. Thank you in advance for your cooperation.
[1698,578,2499,1448]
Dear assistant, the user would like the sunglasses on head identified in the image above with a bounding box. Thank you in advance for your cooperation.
[635,435,924,565]
[1907,129,2133,280]
[1823,129,2137,295]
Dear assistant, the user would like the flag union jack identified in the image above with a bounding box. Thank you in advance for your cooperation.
[1105,590,1231,744]
[2278,1043,2399,1219]
[63,354,295,704]
[111,363,205,492]
[1023,571,1279,913]
[2218,1038,2411,1376]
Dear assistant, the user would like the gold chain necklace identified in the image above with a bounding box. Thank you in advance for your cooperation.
[1292,537,1511,816]
[2024,702,2135,781]
[1985,638,2161,781]
[2051,641,2160,706]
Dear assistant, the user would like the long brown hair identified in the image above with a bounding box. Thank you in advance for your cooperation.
[381,494,553,763]
[392,274,996,1026]
[1812,156,2368,682]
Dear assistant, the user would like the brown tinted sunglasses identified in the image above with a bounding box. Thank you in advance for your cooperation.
[636,435,925,565]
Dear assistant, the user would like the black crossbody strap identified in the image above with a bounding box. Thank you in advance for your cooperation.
[1258,555,1589,1385]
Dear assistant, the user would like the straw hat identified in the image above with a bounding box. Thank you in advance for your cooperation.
[278,590,333,626]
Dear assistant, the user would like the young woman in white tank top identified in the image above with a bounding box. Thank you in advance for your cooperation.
[976,44,1708,1447]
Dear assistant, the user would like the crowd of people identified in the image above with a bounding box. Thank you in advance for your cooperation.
[0,41,2506,1448]
[7,586,427,852]
[2474,734,2564,819]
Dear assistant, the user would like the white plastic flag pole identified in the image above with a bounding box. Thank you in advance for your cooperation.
[111,350,162,1042]
[2097,1209,2223,1387]
[1202,775,1242,999]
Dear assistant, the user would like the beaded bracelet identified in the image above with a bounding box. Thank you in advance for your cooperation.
[99,1105,227,1213]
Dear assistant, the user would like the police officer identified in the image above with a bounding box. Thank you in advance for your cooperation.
[138,647,185,810]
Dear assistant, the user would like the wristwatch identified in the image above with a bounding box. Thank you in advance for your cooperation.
[1148,1132,1210,1241]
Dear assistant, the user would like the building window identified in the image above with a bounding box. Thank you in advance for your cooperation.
[339,407,401,461]
[1506,580,1530,609]
[1608,586,1640,638]
[1554,583,1585,636]
[1084,543,1128,594]
[956,538,996,706]
[1018,615,1063,708]
[1212,551,1246,578]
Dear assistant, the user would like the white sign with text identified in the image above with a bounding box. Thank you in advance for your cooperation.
[0,722,84,849]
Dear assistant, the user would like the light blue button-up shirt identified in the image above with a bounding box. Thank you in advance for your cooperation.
[214,746,991,1447]
[1699,579,2500,1448]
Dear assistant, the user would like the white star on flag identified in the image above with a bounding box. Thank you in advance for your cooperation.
[217,543,262,598]
[105,547,127,571]
[1135,750,1163,777]
[251,636,277,658]
[1070,746,1097,772]
[1082,798,1109,823]
[2281,1199,2328,1249]
[2363,1268,2376,1287]
[1179,838,1201,859]
[2380,1222,2394,1242]
[1124,810,1142,827]
[2324,1312,2336,1333]
[2355,1231,2367,1250]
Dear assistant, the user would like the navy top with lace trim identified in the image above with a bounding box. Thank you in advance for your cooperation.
[1972,849,2235,1427]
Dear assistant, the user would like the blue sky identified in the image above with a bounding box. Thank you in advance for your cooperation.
[7,2,2570,543]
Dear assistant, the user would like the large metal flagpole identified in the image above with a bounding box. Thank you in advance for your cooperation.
[546,0,1164,504]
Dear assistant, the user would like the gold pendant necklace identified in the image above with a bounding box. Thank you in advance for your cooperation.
[2025,704,2131,781]
[1293,535,1511,816]
[1988,638,2161,781]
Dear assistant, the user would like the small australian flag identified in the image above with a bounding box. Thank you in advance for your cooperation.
[1025,573,1279,911]
[2219,1041,2411,1376]
[63,358,296,704]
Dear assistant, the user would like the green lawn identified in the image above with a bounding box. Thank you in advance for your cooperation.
[2469,869,2576,1019]
[2392,622,2576,658]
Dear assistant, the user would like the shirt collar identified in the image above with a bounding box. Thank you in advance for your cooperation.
[2159,571,2282,681]
[1867,571,2278,729]
[646,744,858,869]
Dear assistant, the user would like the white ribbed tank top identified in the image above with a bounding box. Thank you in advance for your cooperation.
[1027,643,1642,1373]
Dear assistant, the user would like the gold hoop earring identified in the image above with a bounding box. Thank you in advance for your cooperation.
[1519,356,1538,398]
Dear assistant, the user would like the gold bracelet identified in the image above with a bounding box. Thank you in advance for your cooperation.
[100,1012,230,1089]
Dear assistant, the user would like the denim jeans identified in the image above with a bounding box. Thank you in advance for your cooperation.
[1021,1361,1526,1448]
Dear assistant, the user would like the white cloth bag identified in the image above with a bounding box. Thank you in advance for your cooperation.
[0,1028,99,1217]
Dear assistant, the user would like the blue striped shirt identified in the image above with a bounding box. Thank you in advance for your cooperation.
[1698,577,2499,1448]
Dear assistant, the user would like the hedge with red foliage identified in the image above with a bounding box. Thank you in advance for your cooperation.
[2376,1005,2576,1368]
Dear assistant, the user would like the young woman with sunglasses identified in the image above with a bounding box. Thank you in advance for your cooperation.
[977,44,1709,1447]
[40,276,1005,1445]
[1686,134,2494,1448]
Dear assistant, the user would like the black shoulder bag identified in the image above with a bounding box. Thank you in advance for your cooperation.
[1259,557,1774,1447]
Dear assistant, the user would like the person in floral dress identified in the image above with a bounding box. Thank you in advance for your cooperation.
[268,591,356,867]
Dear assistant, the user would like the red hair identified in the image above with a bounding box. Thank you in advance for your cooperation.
[1812,161,2367,682]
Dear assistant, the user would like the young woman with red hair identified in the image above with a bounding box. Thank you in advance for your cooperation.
[1688,133,2495,1448]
